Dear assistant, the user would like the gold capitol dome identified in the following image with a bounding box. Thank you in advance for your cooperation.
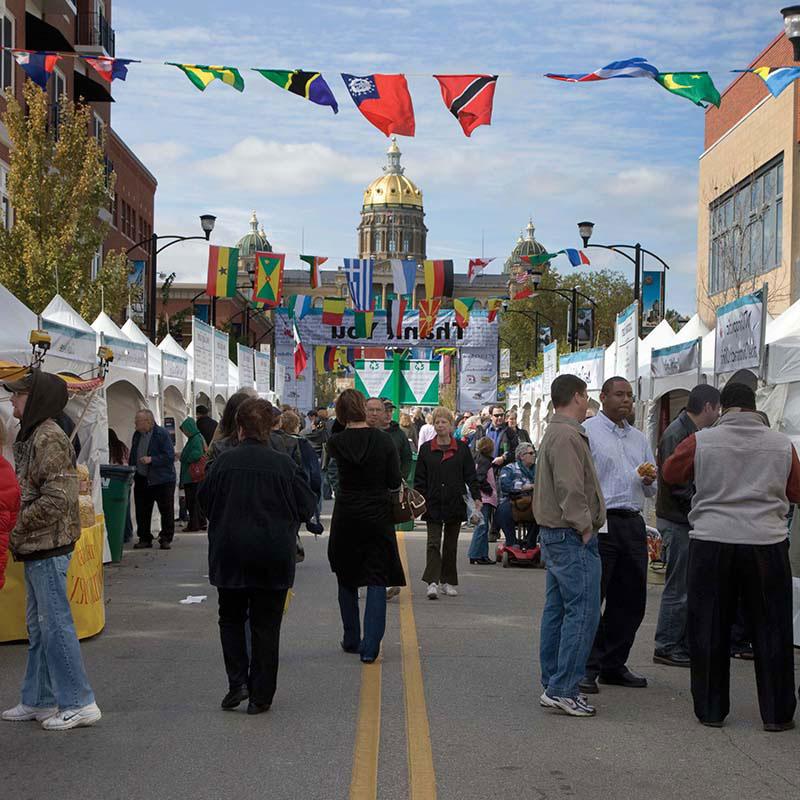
[362,136,423,208]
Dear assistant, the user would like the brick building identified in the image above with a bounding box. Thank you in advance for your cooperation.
[697,30,795,326]
[0,0,155,321]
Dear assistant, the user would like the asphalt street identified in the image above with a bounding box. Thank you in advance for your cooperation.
[3,503,800,800]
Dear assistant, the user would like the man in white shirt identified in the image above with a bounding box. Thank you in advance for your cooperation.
[579,377,656,695]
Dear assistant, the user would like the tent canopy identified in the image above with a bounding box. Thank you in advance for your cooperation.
[0,283,37,364]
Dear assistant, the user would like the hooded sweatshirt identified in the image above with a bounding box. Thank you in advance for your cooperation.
[179,417,205,485]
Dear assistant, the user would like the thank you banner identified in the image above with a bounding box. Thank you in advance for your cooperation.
[651,338,701,378]
[714,290,765,375]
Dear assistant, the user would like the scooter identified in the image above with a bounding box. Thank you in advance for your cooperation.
[495,523,542,568]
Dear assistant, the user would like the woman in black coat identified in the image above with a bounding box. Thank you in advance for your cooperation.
[198,398,317,715]
[414,406,481,600]
[327,389,404,663]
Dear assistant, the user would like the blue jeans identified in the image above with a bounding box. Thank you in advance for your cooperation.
[539,528,601,699]
[496,500,536,548]
[467,504,494,559]
[337,584,387,661]
[654,519,691,657]
[21,555,95,711]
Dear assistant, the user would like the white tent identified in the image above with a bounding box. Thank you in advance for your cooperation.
[158,334,191,448]
[638,320,677,401]
[184,340,213,418]
[122,318,162,419]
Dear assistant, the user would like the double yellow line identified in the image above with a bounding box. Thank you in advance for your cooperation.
[349,532,437,800]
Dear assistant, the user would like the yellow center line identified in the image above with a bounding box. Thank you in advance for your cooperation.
[397,532,437,800]
[349,655,382,800]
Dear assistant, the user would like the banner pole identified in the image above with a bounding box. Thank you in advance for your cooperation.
[392,350,401,421]
[759,282,769,384]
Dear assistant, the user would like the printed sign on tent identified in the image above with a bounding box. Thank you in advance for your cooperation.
[714,288,766,376]
[191,317,214,383]
[162,351,188,382]
[254,350,271,393]
[102,333,147,372]
[614,302,638,383]
[651,338,701,379]
[237,344,255,388]
[213,328,229,389]
[458,348,498,410]
[543,341,558,397]
[499,348,511,378]
[41,319,97,364]
[558,347,605,391]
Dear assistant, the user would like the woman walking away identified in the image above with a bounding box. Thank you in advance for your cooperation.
[467,437,497,565]
[179,417,206,534]
[496,443,538,550]
[415,407,481,599]
[327,389,405,663]
[198,398,316,715]
[207,390,257,468]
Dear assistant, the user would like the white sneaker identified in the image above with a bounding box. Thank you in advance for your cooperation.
[426,582,439,600]
[440,583,458,597]
[550,695,596,717]
[386,586,401,600]
[539,692,558,709]
[1,703,58,722]
[41,703,102,731]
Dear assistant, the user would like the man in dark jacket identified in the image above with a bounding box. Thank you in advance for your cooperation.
[653,384,720,667]
[382,400,412,479]
[129,409,176,549]
[195,405,217,446]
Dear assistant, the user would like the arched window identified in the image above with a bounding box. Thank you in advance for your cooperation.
[375,231,382,251]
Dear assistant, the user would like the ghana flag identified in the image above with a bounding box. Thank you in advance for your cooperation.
[206,245,238,297]
[252,252,285,307]
[453,297,475,329]
[254,70,339,113]
[423,260,454,299]
[168,63,245,92]
[300,254,328,289]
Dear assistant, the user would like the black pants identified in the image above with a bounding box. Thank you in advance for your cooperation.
[133,475,175,543]
[422,521,461,585]
[586,512,647,677]
[183,482,201,531]
[688,539,796,726]
[217,587,287,706]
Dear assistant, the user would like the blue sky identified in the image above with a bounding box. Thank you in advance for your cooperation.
[110,1,782,314]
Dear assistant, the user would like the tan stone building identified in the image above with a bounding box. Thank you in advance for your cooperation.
[697,32,796,327]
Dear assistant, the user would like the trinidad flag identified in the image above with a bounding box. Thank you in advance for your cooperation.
[341,73,415,136]
[434,75,498,137]
[423,259,454,299]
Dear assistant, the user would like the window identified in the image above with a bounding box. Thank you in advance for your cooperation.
[0,164,11,230]
[92,113,104,140]
[1,10,13,93]
[709,154,783,295]
[49,69,66,139]
[90,246,102,281]
[374,231,382,252]
[112,193,118,228]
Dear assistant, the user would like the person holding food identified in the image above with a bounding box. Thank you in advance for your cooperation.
[578,376,656,695]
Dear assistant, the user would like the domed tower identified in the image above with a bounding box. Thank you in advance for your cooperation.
[236,211,272,283]
[358,137,427,264]
[503,219,550,278]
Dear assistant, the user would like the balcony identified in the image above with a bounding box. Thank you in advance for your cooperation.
[76,12,115,57]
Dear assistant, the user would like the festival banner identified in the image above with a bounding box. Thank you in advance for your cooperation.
[162,351,188,382]
[558,347,605,391]
[40,319,97,365]
[641,270,665,332]
[499,347,511,378]
[100,333,147,372]
[254,349,271,393]
[458,348,498,410]
[191,317,214,383]
[354,360,394,399]
[237,344,255,388]
[714,289,766,376]
[128,260,146,324]
[507,383,521,409]
[651,338,702,379]
[543,341,558,398]
[614,302,638,383]
[213,328,229,390]
[400,360,439,405]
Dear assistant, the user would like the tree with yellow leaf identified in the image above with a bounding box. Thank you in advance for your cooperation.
[0,80,130,318]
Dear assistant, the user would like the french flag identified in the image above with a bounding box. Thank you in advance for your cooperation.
[563,249,590,267]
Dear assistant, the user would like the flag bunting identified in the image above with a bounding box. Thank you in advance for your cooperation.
[252,252,285,307]
[206,245,239,297]
[433,74,498,136]
[468,257,495,283]
[168,63,245,92]
[341,73,415,136]
[417,299,441,339]
[354,310,375,339]
[390,258,417,297]
[545,57,659,82]
[300,254,327,289]
[453,297,476,329]
[254,69,339,112]
[293,323,307,377]
[732,66,800,98]
[12,50,61,89]
[387,295,408,337]
[287,294,313,321]
[423,259,454,299]
[322,296,346,326]
[344,258,375,311]
[487,298,503,322]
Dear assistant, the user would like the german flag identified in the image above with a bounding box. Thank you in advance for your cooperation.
[252,252,285,308]
[417,299,441,339]
[322,297,346,326]
[206,245,238,297]
[423,259,454,299]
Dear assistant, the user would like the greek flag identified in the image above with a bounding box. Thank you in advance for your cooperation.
[344,258,375,311]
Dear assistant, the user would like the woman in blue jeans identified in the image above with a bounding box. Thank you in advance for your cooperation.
[496,443,538,548]
[468,437,498,564]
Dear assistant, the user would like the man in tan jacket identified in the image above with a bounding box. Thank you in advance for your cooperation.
[534,374,605,717]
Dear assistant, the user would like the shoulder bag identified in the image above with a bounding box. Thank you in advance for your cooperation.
[391,480,427,524]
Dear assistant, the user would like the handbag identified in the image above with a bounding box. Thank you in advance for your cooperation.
[511,491,535,523]
[392,480,427,524]
[189,454,208,483]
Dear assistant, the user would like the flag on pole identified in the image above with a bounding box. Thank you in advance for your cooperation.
[390,258,417,296]
[206,245,239,297]
[293,323,307,377]
[252,252,285,307]
[343,258,375,311]
[468,257,495,283]
[386,295,408,338]
[341,73,415,136]
[83,56,138,83]
[322,297,346,326]
[300,254,327,289]
[655,72,721,107]
[433,75,498,136]
[287,294,313,321]
[487,298,503,322]
[354,310,375,339]
[417,299,441,339]
[545,57,659,83]
[423,260,454,299]
[453,297,475,329]
[12,51,61,89]
[254,69,339,112]
[733,66,800,97]
[522,252,560,267]
[563,248,591,267]
[168,63,245,92]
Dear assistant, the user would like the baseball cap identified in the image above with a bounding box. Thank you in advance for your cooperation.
[383,400,396,410]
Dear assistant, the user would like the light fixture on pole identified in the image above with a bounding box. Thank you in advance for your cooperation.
[200,214,217,239]
[782,6,800,60]
[577,221,595,248]
[530,269,543,288]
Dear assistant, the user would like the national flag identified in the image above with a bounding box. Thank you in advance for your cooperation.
[390,258,417,297]
[254,69,339,113]
[522,252,559,267]
[514,286,534,300]
[206,245,239,297]
[300,254,327,289]
[343,258,375,311]
[468,257,495,283]
[287,294,313,321]
[487,298,503,323]
[433,75,498,137]
[322,297,346,326]
[453,297,475,329]
[12,51,61,90]
[341,73,415,136]
[545,57,659,83]
[168,63,245,92]
[293,323,307,377]
[655,72,720,107]
[732,66,800,98]
[515,270,533,284]
[354,310,375,339]
[252,252,285,307]
[387,295,408,338]
[563,248,591,267]
[83,56,138,83]
[315,346,341,373]
[423,259,454,299]
[417,299,441,339]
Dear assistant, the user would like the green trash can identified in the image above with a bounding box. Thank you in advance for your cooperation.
[397,454,417,532]
[100,465,136,563]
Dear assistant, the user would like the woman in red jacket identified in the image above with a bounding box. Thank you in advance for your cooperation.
[0,424,21,590]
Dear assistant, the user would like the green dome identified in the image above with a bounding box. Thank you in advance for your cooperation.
[236,211,272,257]
[503,219,549,273]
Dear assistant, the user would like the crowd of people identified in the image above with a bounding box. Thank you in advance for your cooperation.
[1,368,798,733]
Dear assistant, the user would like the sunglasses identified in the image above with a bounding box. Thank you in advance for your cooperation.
[492,413,504,417]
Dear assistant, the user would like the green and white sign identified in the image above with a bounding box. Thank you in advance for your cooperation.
[354,359,439,405]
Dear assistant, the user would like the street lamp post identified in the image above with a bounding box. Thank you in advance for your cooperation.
[782,6,800,60]
[126,214,217,342]
[500,305,558,362]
